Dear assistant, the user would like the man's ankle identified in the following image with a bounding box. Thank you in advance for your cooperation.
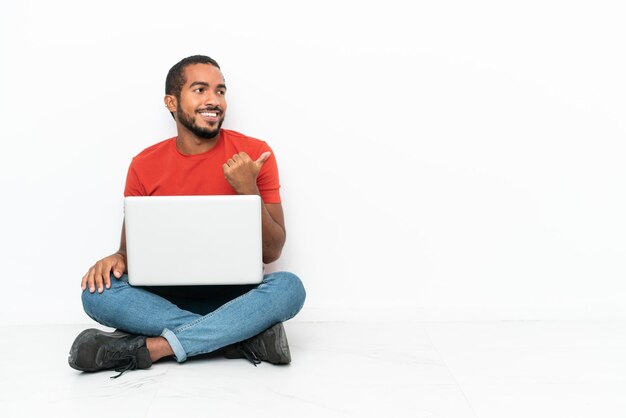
[146,336,174,362]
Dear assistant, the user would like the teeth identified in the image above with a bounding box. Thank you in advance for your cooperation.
[201,112,218,117]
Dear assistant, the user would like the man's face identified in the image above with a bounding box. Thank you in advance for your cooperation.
[173,63,227,139]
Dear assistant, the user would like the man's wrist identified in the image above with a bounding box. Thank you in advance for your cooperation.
[236,185,260,196]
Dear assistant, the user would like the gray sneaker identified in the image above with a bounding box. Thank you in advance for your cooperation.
[224,323,291,366]
[68,329,152,378]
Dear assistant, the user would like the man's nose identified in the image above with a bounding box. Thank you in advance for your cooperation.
[204,91,219,107]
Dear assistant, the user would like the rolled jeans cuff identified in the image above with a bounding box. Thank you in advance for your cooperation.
[161,328,187,362]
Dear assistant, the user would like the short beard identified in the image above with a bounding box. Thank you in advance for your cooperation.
[177,106,223,139]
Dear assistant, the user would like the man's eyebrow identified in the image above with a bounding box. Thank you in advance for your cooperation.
[189,81,209,88]
[189,81,227,90]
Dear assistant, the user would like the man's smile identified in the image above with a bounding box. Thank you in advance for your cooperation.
[197,108,221,123]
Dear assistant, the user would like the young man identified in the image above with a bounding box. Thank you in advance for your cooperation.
[68,55,306,378]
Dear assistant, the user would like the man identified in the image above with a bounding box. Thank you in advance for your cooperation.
[68,55,306,378]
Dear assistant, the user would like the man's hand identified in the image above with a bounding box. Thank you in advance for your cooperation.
[81,252,127,293]
[223,151,271,195]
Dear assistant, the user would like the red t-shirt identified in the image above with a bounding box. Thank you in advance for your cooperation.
[124,129,281,204]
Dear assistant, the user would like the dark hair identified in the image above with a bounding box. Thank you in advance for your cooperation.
[165,55,221,99]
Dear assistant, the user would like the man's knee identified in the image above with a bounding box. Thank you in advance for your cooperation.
[269,271,306,315]
[81,274,127,321]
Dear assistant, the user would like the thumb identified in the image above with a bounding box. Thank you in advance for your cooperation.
[255,151,271,167]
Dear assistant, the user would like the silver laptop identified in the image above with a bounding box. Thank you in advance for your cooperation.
[124,195,263,286]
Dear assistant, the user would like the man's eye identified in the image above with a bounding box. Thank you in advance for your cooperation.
[217,90,226,96]
[194,88,204,93]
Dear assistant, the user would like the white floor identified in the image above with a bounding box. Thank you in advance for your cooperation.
[1,321,625,417]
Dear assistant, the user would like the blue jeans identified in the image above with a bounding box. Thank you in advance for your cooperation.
[81,272,306,362]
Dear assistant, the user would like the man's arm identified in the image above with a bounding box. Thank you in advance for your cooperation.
[261,203,286,264]
[223,151,286,263]
[80,221,127,293]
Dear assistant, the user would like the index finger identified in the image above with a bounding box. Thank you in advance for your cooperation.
[81,272,88,290]
[237,152,251,161]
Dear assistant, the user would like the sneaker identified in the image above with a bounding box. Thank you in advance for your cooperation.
[68,328,152,378]
[224,323,291,366]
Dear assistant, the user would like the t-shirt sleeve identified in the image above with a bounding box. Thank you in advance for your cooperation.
[123,159,146,197]
[256,142,281,204]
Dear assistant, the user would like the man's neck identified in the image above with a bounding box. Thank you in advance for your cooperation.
[175,130,220,155]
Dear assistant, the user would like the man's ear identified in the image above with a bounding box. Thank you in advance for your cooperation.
[164,95,177,113]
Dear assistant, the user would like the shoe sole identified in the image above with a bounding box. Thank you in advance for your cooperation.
[68,328,129,372]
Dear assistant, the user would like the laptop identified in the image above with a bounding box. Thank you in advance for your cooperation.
[124,195,263,286]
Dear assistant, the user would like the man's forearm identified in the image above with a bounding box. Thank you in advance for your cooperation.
[116,220,128,268]
[261,205,285,263]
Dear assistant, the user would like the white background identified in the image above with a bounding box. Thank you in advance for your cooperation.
[1,0,624,324]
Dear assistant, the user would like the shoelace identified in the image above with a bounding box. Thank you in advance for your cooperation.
[237,344,262,367]
[102,350,140,379]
